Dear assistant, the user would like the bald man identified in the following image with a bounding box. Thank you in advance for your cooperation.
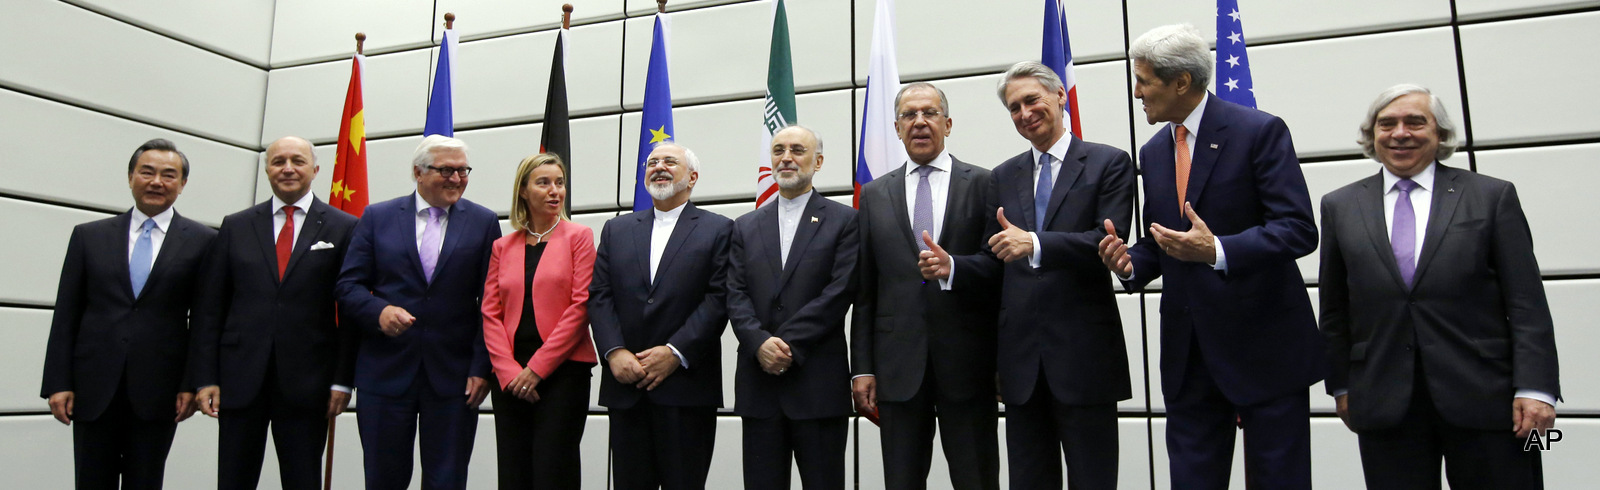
[189,136,361,489]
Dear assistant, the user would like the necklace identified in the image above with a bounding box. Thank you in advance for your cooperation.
[526,218,560,243]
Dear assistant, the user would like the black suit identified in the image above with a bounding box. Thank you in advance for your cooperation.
[727,190,857,490]
[41,209,216,489]
[852,157,1000,490]
[589,203,732,490]
[189,197,358,490]
[951,137,1134,490]
[1320,163,1559,489]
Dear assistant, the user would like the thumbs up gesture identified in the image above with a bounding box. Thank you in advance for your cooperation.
[917,231,952,280]
[988,207,1035,263]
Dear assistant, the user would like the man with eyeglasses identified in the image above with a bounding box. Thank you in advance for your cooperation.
[852,82,1001,490]
[590,141,733,489]
[336,135,502,489]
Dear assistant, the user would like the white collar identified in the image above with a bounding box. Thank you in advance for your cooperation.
[1031,133,1074,166]
[271,192,316,213]
[414,192,447,215]
[1175,94,1209,140]
[903,150,953,176]
[1381,161,1437,193]
[778,190,812,210]
[131,206,175,233]
[654,200,688,222]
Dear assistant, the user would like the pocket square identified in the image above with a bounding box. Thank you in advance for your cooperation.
[309,241,336,251]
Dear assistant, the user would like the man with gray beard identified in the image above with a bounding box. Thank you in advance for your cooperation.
[727,126,858,489]
[590,142,734,489]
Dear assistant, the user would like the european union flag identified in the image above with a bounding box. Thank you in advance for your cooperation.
[634,14,674,212]
[424,27,458,137]
[1216,0,1257,108]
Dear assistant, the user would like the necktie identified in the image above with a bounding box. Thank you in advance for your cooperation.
[1035,153,1053,231]
[420,207,444,283]
[130,218,155,298]
[276,205,298,280]
[913,165,935,251]
[1175,125,1192,212]
[1392,179,1419,288]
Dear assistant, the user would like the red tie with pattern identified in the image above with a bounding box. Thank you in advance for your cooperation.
[277,205,297,280]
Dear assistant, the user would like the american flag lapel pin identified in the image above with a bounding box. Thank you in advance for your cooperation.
[1209,143,1219,149]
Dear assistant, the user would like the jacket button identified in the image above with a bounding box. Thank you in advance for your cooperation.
[647,298,655,304]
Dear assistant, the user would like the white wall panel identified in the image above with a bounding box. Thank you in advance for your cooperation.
[851,0,1128,83]
[1075,60,1139,156]
[270,0,435,67]
[1297,159,1392,283]
[625,0,746,17]
[622,0,854,107]
[0,416,77,488]
[1460,12,1600,145]
[1457,0,1600,20]
[1132,28,1463,160]
[436,0,626,40]
[0,0,266,147]
[1544,280,1600,413]
[2,89,260,225]
[1477,144,1600,275]
[0,308,51,413]
[1118,294,1151,413]
[62,0,276,66]
[1126,0,1448,46]
[451,23,624,129]
[259,50,433,146]
[0,198,115,306]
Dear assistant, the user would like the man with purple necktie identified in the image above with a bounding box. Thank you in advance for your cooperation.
[1319,84,1559,490]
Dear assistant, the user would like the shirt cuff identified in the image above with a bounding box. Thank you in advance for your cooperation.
[1516,389,1557,407]
[331,385,352,394]
[938,266,953,290]
[667,343,688,369]
[1211,236,1227,271]
[1028,232,1042,268]
[1331,389,1348,398]
[603,346,623,361]
[851,374,874,380]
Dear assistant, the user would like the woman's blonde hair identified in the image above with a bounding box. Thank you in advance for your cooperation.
[509,152,570,231]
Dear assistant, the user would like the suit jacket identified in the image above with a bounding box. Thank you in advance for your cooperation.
[187,198,358,410]
[851,157,999,403]
[41,209,217,421]
[589,203,733,409]
[727,190,858,420]
[1320,163,1559,430]
[481,220,599,389]
[1125,94,1324,406]
[952,137,1135,405]
[335,193,499,398]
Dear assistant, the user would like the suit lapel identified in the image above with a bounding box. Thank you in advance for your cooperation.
[755,201,784,280]
[430,202,468,288]
[251,202,279,284]
[114,212,137,300]
[777,191,824,289]
[1012,157,1037,231]
[282,199,327,283]
[1042,138,1087,230]
[402,195,427,284]
[1183,95,1228,220]
[884,167,918,254]
[939,161,970,250]
[1356,174,1406,290]
[632,211,653,288]
[142,212,189,300]
[1412,165,1462,288]
[650,204,701,292]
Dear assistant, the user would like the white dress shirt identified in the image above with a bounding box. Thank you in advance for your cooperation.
[272,192,316,248]
[1025,135,1074,269]
[649,201,690,368]
[903,151,953,244]
[128,206,175,267]
[1172,96,1228,272]
[776,191,811,265]
[414,192,450,255]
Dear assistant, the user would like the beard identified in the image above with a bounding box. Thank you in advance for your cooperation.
[646,173,690,201]
[775,166,810,192]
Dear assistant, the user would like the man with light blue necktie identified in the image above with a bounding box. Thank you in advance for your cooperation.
[41,138,216,489]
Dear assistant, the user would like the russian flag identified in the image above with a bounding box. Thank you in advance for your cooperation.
[853,0,904,208]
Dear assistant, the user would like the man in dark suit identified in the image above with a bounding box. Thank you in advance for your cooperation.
[728,125,858,490]
[189,136,360,490]
[920,61,1134,490]
[1320,84,1559,489]
[589,142,733,490]
[41,138,215,489]
[852,82,1000,490]
[335,135,499,490]
[1098,24,1323,489]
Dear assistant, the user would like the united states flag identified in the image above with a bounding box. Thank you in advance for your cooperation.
[1216,0,1257,108]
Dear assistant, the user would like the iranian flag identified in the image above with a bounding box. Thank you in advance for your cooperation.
[755,0,796,209]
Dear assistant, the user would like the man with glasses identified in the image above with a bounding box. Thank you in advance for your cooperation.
[336,135,502,490]
[852,82,1001,490]
[590,142,733,489]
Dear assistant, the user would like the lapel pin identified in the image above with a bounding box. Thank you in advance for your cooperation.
[811,217,819,223]
[1209,143,1219,149]
[1448,188,1455,193]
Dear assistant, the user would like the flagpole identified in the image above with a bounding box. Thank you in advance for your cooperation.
[562,4,572,29]
[658,0,667,14]
[444,12,455,30]
[323,35,367,490]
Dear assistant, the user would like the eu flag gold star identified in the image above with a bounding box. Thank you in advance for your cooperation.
[649,126,671,144]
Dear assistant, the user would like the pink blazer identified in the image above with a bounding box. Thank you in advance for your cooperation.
[481,220,598,388]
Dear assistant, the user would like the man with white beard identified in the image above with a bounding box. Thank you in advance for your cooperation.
[589,142,735,490]
[726,126,859,489]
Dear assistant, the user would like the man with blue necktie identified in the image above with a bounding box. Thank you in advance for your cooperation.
[41,138,216,489]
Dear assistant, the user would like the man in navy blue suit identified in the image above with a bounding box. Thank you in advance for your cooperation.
[336,135,501,490]
[1098,24,1323,490]
[590,142,733,490]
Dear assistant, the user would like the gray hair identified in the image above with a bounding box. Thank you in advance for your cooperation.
[651,141,702,174]
[1358,84,1459,161]
[412,135,471,170]
[996,61,1065,103]
[1129,24,1212,91]
[893,82,951,117]
[775,124,824,155]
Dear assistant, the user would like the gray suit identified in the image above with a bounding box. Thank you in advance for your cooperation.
[852,157,1000,490]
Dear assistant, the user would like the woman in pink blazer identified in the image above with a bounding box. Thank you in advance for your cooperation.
[481,153,597,490]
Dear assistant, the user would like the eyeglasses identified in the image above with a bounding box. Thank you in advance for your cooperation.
[897,109,944,122]
[645,157,682,169]
[771,145,811,157]
[427,165,473,178]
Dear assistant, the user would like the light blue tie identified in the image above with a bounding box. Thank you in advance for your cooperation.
[1035,153,1053,231]
[130,218,155,298]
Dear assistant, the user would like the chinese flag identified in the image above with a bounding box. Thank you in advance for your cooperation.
[330,54,369,216]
